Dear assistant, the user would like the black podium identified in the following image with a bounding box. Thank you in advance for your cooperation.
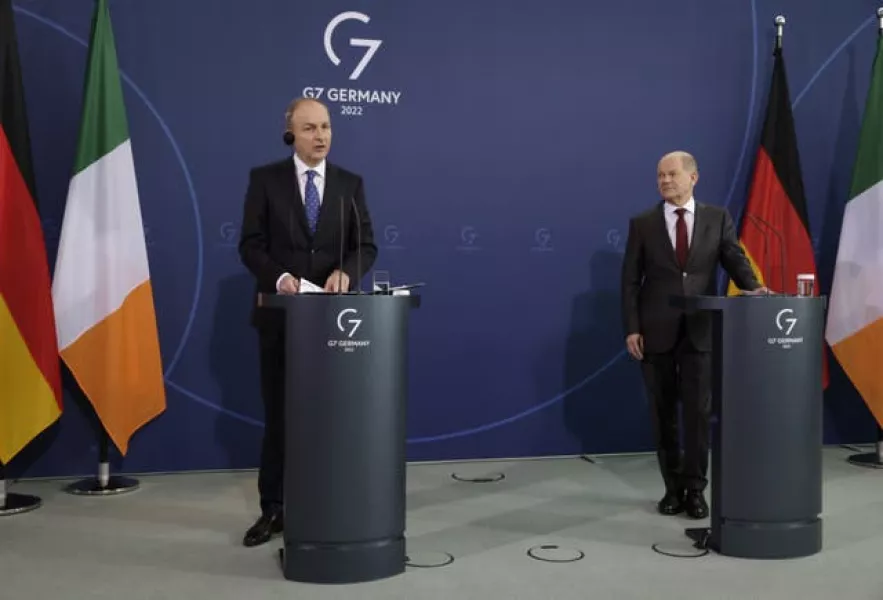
[260,292,418,583]
[672,294,825,559]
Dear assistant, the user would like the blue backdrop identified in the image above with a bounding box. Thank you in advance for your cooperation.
[9,0,880,478]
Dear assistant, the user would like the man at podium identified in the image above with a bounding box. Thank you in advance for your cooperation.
[620,151,765,520]
[237,97,377,547]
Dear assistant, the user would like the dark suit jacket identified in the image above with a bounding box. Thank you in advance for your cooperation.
[620,201,759,353]
[238,157,378,330]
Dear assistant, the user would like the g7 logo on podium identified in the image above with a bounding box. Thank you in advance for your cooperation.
[768,308,803,349]
[324,12,382,80]
[776,309,798,336]
[330,308,371,352]
[337,308,362,338]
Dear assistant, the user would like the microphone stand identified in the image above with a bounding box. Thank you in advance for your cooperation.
[338,195,344,294]
[744,214,771,290]
[350,197,363,294]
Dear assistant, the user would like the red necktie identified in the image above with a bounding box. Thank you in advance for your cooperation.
[675,208,688,269]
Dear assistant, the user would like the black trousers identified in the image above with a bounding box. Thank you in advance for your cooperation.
[257,328,285,515]
[640,320,711,493]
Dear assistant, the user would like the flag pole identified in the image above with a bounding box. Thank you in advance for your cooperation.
[64,426,140,496]
[844,8,883,471]
[0,463,43,516]
[775,14,785,50]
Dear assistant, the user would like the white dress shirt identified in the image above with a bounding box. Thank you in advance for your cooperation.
[663,197,695,250]
[276,155,328,291]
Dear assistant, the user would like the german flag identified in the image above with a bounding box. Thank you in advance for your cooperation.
[728,42,828,388]
[0,0,63,463]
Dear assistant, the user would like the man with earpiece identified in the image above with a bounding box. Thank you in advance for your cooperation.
[237,97,377,547]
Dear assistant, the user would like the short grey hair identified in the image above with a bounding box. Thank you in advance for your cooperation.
[284,97,329,130]
[661,150,698,173]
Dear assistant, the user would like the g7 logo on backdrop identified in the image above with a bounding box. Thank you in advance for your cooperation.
[324,12,382,81]
[384,225,400,245]
[461,226,478,246]
[303,12,402,115]
[216,221,239,248]
[383,224,404,250]
[456,225,481,252]
[532,227,553,252]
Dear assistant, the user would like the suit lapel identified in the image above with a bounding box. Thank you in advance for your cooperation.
[314,164,342,243]
[685,203,710,269]
[653,203,680,269]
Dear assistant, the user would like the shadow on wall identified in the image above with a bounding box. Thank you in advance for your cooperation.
[209,273,264,470]
[563,249,652,455]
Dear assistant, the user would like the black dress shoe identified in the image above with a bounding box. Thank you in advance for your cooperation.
[243,511,284,547]
[657,491,684,515]
[684,491,708,519]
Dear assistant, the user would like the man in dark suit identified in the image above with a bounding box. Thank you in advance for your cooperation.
[620,151,766,519]
[237,97,377,547]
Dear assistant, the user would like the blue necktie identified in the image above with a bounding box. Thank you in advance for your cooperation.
[304,170,320,233]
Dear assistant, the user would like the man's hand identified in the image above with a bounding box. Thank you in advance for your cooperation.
[626,333,644,361]
[324,270,350,293]
[743,286,770,296]
[278,274,299,295]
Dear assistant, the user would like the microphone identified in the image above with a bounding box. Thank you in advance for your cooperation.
[745,212,787,293]
[283,131,294,146]
[338,195,345,295]
[350,196,363,294]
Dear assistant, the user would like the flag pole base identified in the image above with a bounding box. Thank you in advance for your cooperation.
[0,493,43,516]
[846,438,883,469]
[846,452,883,469]
[64,476,140,496]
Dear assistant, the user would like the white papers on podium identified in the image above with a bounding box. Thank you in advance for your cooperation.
[375,285,411,296]
[299,278,326,294]
[298,278,416,295]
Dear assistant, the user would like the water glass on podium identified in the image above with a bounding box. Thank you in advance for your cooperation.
[797,274,815,297]
[373,270,391,294]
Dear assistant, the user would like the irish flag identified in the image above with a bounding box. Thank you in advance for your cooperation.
[826,26,883,428]
[52,0,166,454]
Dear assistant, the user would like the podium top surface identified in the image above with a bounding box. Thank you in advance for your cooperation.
[671,294,827,312]
[259,291,420,309]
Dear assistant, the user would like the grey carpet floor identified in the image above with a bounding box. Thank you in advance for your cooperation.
[2,447,883,600]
